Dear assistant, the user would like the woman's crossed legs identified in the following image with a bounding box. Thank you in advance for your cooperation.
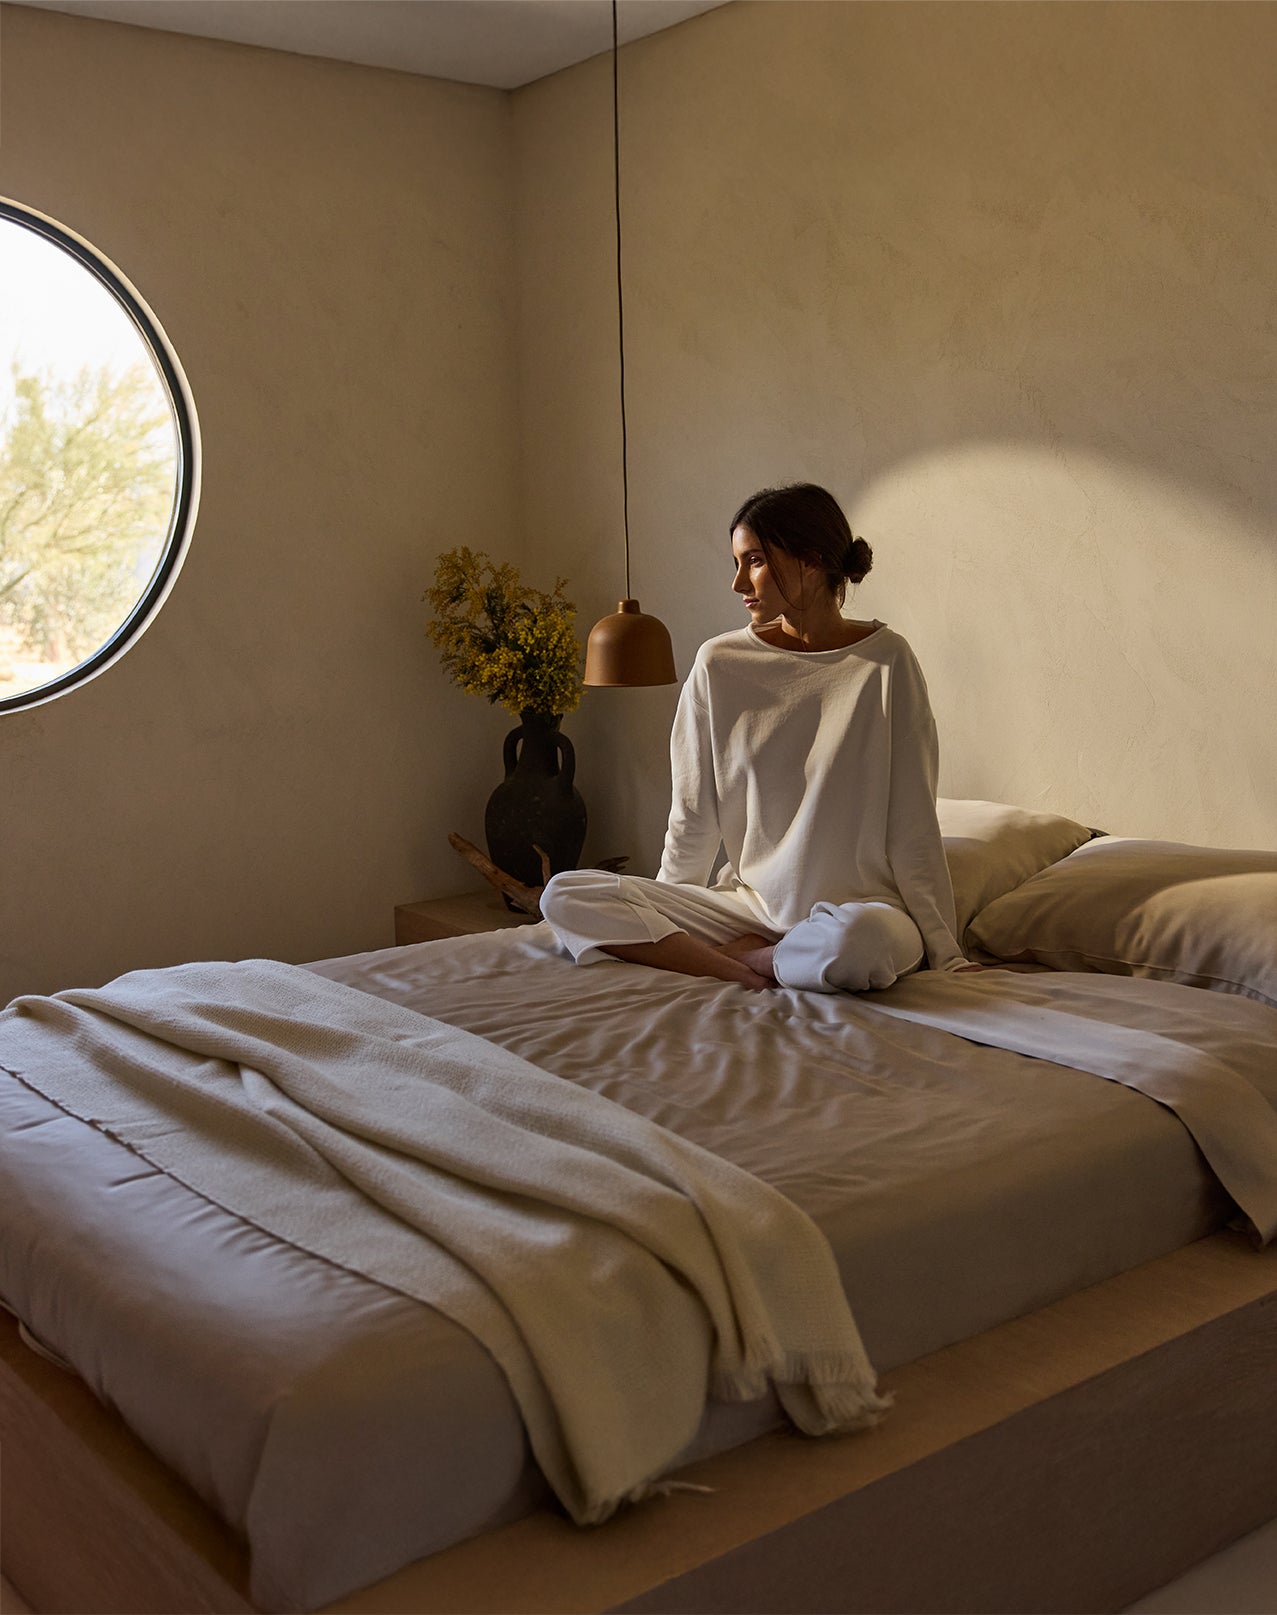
[540,870,924,994]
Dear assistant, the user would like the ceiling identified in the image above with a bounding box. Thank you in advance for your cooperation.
[9,0,731,88]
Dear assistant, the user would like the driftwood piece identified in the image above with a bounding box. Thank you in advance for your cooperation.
[447,836,631,919]
[448,835,544,916]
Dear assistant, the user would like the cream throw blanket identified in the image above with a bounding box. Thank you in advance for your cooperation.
[1,959,887,1524]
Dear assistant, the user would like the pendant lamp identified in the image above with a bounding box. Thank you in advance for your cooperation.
[583,0,677,688]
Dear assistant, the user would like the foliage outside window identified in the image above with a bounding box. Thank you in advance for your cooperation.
[0,200,198,712]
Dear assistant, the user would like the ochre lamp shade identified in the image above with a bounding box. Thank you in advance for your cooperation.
[584,599,677,687]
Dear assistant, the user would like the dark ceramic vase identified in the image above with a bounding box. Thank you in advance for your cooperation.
[485,709,587,897]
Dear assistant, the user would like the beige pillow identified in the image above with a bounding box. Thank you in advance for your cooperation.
[937,798,1095,935]
[968,837,1277,1009]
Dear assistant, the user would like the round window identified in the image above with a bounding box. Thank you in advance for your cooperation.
[0,200,199,713]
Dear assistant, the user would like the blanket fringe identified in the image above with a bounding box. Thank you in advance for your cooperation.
[577,1476,718,1526]
[710,1346,890,1429]
[634,1479,718,1502]
[790,1380,895,1434]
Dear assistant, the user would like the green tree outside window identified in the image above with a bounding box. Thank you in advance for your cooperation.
[0,361,175,690]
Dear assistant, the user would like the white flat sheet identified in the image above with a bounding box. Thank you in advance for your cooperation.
[0,924,1257,1609]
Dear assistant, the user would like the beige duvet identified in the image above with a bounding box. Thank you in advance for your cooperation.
[1,922,1272,1609]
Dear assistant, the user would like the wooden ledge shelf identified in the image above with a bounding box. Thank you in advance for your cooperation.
[393,892,540,946]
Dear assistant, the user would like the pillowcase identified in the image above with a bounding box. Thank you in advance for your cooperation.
[937,798,1095,935]
[968,837,1277,1009]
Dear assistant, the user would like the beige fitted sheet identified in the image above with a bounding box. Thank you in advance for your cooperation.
[0,925,1244,1609]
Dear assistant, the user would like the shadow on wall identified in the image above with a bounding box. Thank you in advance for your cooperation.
[578,430,1277,872]
[522,0,1277,861]
[572,682,681,877]
[850,440,1277,851]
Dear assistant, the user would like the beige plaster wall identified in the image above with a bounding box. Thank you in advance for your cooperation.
[514,1,1277,872]
[0,4,520,1002]
[2,0,1273,1002]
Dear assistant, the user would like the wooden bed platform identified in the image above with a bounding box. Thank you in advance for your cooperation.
[4,1228,1277,1615]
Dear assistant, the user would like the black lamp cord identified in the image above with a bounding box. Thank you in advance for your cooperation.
[612,0,631,600]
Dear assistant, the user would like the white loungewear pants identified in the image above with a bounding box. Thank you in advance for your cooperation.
[540,869,925,994]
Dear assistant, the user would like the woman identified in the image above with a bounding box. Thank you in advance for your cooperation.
[541,483,967,992]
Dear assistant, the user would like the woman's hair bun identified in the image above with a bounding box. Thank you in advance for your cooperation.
[730,484,871,601]
[846,535,873,584]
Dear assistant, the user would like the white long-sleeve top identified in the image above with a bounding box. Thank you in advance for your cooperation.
[657,623,965,971]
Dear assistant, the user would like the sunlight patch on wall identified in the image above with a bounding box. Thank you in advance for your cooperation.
[851,442,1277,849]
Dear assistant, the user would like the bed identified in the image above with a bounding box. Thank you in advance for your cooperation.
[2,799,1276,1614]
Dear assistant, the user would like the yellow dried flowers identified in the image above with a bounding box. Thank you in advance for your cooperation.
[424,547,583,718]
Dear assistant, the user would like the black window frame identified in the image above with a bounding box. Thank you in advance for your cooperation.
[0,197,200,715]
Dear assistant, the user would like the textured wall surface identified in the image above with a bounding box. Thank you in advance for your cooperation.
[0,4,520,1001]
[2,0,1274,1002]
[514,0,1277,868]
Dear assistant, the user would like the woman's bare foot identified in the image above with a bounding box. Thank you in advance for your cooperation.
[715,933,778,984]
[602,933,773,990]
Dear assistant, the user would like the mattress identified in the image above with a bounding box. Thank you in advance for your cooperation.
[0,924,1235,1610]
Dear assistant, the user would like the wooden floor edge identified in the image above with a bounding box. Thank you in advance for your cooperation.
[0,1315,252,1614]
[3,1229,1276,1615]
[327,1229,1277,1614]
[612,1287,1277,1614]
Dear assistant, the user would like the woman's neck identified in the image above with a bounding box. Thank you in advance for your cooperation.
[756,608,875,653]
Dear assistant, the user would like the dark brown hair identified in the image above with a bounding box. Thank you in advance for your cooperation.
[730,484,872,605]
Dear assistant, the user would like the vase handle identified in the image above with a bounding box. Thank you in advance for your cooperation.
[556,732,575,789]
[502,725,522,778]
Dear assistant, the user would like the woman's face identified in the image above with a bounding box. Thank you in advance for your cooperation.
[731,525,808,623]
